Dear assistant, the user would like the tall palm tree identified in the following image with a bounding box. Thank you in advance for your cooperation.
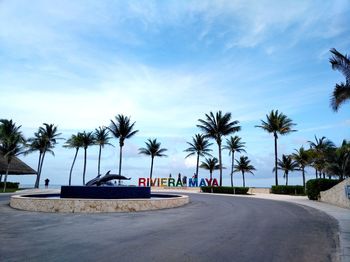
[329,48,350,111]
[233,156,256,187]
[94,127,113,175]
[80,131,95,185]
[199,157,220,181]
[292,147,310,189]
[197,111,241,186]
[184,134,212,180]
[274,154,299,186]
[63,132,84,185]
[108,114,139,176]
[25,134,54,187]
[308,136,335,178]
[256,110,296,186]
[31,123,61,188]
[139,139,167,184]
[0,120,25,192]
[223,135,246,187]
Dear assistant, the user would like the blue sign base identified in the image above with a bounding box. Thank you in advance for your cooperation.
[60,186,151,199]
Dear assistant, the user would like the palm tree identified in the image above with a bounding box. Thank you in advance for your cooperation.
[108,114,139,176]
[80,131,95,185]
[197,111,241,186]
[324,140,349,180]
[139,139,167,185]
[256,110,296,186]
[292,147,310,189]
[329,48,350,111]
[0,119,24,143]
[308,136,335,178]
[25,134,54,187]
[63,133,84,185]
[274,154,299,186]
[0,120,24,192]
[94,127,113,175]
[31,123,61,188]
[184,134,212,180]
[199,157,220,181]
[223,136,246,187]
[233,156,256,187]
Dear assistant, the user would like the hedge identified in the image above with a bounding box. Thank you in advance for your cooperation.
[306,179,340,200]
[271,185,305,195]
[201,186,249,194]
[0,182,20,189]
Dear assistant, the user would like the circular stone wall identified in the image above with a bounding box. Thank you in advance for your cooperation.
[10,194,189,213]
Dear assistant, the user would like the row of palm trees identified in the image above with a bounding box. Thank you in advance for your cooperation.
[63,115,168,186]
[0,121,62,191]
[184,111,256,187]
[275,137,350,188]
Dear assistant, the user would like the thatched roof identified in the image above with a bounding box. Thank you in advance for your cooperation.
[0,152,37,175]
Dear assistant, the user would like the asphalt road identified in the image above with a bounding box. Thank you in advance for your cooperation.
[0,193,339,262]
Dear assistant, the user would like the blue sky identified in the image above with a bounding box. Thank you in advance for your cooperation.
[1,0,349,187]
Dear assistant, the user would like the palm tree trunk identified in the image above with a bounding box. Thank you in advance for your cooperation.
[149,156,154,187]
[285,172,288,186]
[83,147,87,185]
[218,141,223,186]
[119,145,123,175]
[69,148,79,186]
[2,163,10,192]
[195,153,199,179]
[322,172,325,179]
[35,150,46,188]
[34,152,42,188]
[242,171,245,187]
[118,145,123,185]
[98,145,102,175]
[210,170,213,193]
[302,167,305,190]
[0,174,2,183]
[315,169,318,179]
[231,151,235,187]
[274,133,278,186]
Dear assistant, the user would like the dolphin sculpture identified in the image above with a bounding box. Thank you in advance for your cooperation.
[85,171,131,186]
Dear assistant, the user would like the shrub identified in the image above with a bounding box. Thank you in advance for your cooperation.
[306,179,340,200]
[271,185,305,195]
[0,182,20,189]
[201,186,249,194]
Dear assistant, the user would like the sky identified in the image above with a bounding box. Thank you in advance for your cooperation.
[0,0,349,187]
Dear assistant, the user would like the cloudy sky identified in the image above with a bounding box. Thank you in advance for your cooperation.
[1,0,349,187]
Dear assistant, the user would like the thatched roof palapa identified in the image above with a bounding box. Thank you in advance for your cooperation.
[0,152,37,175]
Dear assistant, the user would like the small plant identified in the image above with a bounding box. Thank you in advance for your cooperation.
[271,185,305,195]
[201,186,249,194]
[0,182,19,189]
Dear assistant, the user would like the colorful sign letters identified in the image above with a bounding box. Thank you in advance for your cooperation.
[138,177,219,187]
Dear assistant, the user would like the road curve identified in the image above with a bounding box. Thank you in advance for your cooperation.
[0,193,339,262]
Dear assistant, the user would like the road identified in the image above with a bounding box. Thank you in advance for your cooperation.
[0,193,339,262]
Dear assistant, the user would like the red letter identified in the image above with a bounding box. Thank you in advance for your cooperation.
[205,178,212,186]
[139,178,146,186]
[212,179,219,187]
